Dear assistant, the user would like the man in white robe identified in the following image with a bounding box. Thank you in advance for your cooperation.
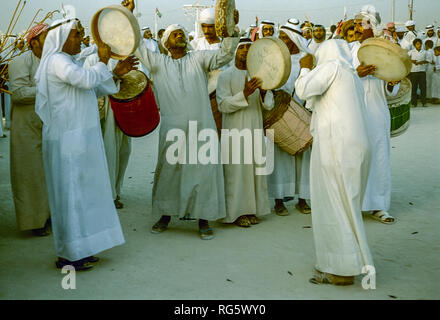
[295,40,374,286]
[84,54,138,209]
[268,22,312,216]
[431,46,440,103]
[8,24,51,236]
[190,8,221,51]
[134,23,240,240]
[401,20,420,50]
[216,38,272,228]
[353,11,400,224]
[259,20,277,39]
[423,25,438,48]
[308,24,326,54]
[35,18,127,270]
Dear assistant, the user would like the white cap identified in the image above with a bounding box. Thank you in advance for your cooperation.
[288,18,300,25]
[396,26,406,33]
[426,25,434,30]
[405,20,415,27]
[199,8,215,25]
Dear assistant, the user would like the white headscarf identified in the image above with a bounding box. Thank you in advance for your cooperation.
[279,22,312,55]
[199,8,215,25]
[35,18,78,125]
[161,24,189,52]
[314,39,353,70]
[259,20,277,38]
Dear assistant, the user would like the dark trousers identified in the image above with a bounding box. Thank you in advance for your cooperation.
[408,72,426,106]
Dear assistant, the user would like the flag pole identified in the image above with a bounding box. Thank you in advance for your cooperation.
[154,9,158,40]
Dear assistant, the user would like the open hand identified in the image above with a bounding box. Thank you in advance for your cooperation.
[114,56,139,77]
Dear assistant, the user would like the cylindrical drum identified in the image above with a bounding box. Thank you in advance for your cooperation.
[387,77,412,138]
[109,70,160,137]
[263,90,313,155]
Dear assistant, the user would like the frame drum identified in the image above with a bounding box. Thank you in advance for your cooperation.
[91,5,141,60]
[247,37,292,90]
[358,38,412,82]
[215,0,236,38]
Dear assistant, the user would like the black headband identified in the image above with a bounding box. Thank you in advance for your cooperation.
[47,18,79,32]
[280,25,303,37]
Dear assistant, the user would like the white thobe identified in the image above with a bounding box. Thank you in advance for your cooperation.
[41,52,124,261]
[401,30,419,50]
[190,37,221,51]
[84,54,132,200]
[295,62,374,276]
[308,39,324,54]
[432,55,440,99]
[216,66,273,222]
[352,42,393,212]
[135,37,239,220]
[267,54,311,200]
[426,49,435,98]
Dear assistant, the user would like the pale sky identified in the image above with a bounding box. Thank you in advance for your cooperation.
[1,0,439,36]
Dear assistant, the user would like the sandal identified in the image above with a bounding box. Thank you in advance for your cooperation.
[309,269,354,286]
[199,227,215,240]
[234,216,251,228]
[295,202,312,214]
[247,215,260,225]
[114,199,124,209]
[274,204,289,216]
[55,258,93,271]
[371,211,396,225]
[85,256,100,263]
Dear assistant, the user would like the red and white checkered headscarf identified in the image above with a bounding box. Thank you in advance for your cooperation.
[26,24,49,44]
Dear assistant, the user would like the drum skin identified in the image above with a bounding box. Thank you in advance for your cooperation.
[264,91,313,156]
[91,5,141,60]
[110,71,160,138]
[387,77,411,138]
[247,37,292,90]
[215,0,236,38]
[358,38,412,82]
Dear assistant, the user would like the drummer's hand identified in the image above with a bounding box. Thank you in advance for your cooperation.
[357,64,376,77]
[244,77,262,99]
[300,54,314,70]
[234,10,240,25]
[114,56,139,77]
[98,42,112,65]
[121,0,135,12]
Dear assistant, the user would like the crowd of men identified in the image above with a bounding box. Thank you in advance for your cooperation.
[1,0,438,286]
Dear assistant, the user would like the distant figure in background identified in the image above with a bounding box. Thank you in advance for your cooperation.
[309,24,326,53]
[259,20,276,38]
[408,38,429,107]
[425,40,435,102]
[401,20,419,50]
[431,46,440,103]
[9,24,51,236]
[328,24,337,39]
[190,8,221,50]
[157,28,168,55]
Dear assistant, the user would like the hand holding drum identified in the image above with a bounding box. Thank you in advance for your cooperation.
[357,63,377,78]
[121,0,135,12]
[98,42,112,65]
[244,77,262,99]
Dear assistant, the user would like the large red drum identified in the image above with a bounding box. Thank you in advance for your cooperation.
[109,70,160,137]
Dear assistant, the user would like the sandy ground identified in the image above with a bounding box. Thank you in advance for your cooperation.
[0,104,439,300]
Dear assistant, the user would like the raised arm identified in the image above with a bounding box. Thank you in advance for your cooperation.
[199,36,240,73]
